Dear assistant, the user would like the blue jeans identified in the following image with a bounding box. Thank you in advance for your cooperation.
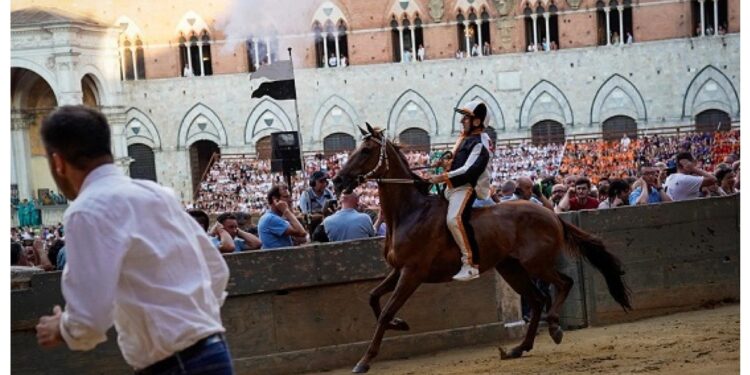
[137,335,234,375]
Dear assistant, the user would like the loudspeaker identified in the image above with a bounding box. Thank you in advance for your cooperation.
[271,131,302,173]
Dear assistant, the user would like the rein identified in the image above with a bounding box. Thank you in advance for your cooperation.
[358,134,422,185]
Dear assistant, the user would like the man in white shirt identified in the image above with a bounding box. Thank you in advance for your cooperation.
[35,106,233,374]
[665,152,718,201]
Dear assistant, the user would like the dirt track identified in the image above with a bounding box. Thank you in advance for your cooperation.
[309,304,739,375]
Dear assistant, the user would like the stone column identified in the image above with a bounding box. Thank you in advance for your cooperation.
[253,38,260,70]
[699,0,706,36]
[464,21,471,57]
[605,8,611,45]
[398,26,405,62]
[617,5,624,45]
[544,12,550,50]
[131,47,139,80]
[531,14,539,50]
[119,47,126,80]
[409,25,416,59]
[477,22,484,56]
[53,53,84,105]
[101,106,132,174]
[11,111,33,201]
[333,31,341,67]
[197,42,205,76]
[322,33,329,67]
[265,36,272,64]
[713,0,719,36]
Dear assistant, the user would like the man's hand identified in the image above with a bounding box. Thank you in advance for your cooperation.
[428,174,446,184]
[210,222,225,236]
[275,199,290,214]
[36,305,63,348]
[567,187,576,197]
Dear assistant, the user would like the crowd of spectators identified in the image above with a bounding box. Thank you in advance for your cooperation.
[14,129,739,264]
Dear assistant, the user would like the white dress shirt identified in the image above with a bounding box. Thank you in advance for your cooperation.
[58,164,230,370]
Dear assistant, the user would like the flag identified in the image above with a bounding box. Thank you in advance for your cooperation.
[250,60,296,100]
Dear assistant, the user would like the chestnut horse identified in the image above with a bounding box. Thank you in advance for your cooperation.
[332,124,631,373]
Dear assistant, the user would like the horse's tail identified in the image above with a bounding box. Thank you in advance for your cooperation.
[559,217,632,311]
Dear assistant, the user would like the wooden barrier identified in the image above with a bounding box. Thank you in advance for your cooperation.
[10,196,739,374]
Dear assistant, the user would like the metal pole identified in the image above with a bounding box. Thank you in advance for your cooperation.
[288,47,305,181]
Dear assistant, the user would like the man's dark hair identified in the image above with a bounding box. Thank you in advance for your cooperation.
[575,177,591,188]
[608,179,630,199]
[216,212,237,225]
[675,152,694,166]
[188,209,210,231]
[47,240,65,268]
[715,167,733,183]
[267,184,289,205]
[41,105,113,169]
[11,241,22,265]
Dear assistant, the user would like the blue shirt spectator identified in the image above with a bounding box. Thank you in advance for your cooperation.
[209,237,246,253]
[258,211,293,249]
[323,207,375,242]
[628,187,662,205]
[258,184,308,249]
[56,246,66,270]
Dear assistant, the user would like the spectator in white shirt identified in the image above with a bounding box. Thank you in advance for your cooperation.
[34,106,233,373]
[665,152,718,201]
[417,44,425,61]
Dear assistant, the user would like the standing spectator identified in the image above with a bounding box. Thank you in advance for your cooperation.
[715,168,737,196]
[328,53,338,67]
[556,177,600,212]
[471,43,480,56]
[417,44,425,61]
[626,32,633,44]
[298,171,335,215]
[732,161,740,191]
[620,133,631,151]
[34,105,233,373]
[598,179,631,209]
[403,48,413,62]
[322,192,375,242]
[258,184,308,250]
[665,152,717,201]
[482,41,491,56]
[629,165,672,205]
[211,213,261,253]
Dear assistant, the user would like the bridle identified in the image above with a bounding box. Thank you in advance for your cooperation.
[357,134,419,185]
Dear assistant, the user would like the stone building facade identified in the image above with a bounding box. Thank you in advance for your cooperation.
[10,0,741,201]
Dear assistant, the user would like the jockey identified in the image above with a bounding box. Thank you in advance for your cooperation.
[429,100,492,281]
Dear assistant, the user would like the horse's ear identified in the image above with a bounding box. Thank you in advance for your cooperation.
[366,122,375,135]
[358,125,368,136]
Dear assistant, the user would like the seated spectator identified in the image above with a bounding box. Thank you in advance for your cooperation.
[629,165,672,205]
[665,152,717,201]
[598,179,631,209]
[46,239,65,270]
[258,184,308,250]
[500,177,551,209]
[715,167,737,196]
[323,192,375,242]
[373,210,386,237]
[556,177,599,212]
[211,213,262,253]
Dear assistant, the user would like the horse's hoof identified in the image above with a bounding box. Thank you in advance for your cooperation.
[352,363,370,373]
[550,326,564,345]
[390,318,410,331]
[499,347,524,360]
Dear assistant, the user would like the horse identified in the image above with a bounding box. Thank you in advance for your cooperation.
[331,124,632,373]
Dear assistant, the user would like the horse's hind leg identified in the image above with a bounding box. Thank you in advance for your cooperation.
[368,268,409,331]
[537,270,574,344]
[353,268,422,373]
[495,259,546,359]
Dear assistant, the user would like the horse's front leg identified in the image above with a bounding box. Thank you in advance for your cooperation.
[368,268,409,331]
[353,268,422,373]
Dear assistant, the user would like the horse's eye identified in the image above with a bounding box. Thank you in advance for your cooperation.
[361,148,371,155]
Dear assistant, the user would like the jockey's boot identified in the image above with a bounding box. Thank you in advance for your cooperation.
[452,262,479,281]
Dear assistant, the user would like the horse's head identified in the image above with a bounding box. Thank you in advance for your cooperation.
[333,123,388,195]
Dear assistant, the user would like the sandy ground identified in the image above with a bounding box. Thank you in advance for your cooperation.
[308,304,739,375]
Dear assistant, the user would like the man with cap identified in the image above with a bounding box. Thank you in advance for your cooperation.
[298,170,335,215]
[428,100,492,281]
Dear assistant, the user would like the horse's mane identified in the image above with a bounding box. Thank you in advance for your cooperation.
[389,141,432,196]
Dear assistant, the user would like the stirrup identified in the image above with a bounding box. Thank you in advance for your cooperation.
[452,264,479,282]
